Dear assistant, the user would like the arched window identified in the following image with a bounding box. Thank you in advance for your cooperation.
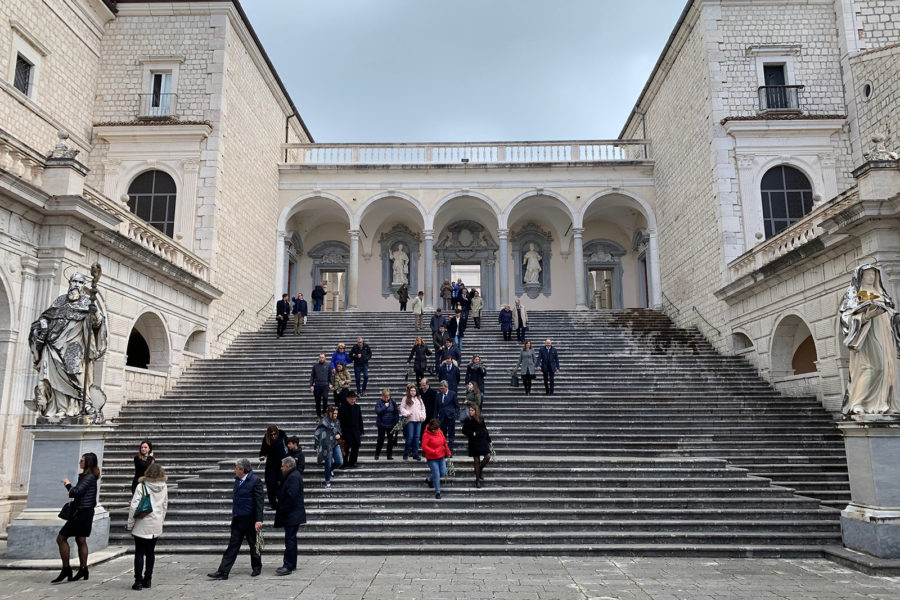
[127,170,176,237]
[761,165,813,238]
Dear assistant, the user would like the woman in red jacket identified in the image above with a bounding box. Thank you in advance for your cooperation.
[421,419,450,499]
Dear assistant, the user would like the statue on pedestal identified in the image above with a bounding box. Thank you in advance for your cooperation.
[523,243,542,284]
[839,264,900,416]
[391,243,409,285]
[25,264,108,423]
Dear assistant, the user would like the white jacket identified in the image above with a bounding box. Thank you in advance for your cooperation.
[127,477,169,539]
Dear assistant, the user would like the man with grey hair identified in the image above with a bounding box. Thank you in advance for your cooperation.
[274,456,306,575]
[208,459,265,580]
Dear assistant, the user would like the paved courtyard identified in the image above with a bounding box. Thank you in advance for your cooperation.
[2,554,900,600]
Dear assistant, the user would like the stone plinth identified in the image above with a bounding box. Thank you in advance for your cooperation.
[839,417,900,559]
[7,425,114,559]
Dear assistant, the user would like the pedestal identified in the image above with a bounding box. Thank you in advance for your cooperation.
[838,417,900,559]
[7,425,114,559]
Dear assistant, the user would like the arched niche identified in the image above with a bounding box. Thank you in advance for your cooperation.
[732,332,754,352]
[770,314,817,379]
[434,220,498,309]
[130,311,171,373]
[308,240,350,309]
[185,329,207,355]
[379,224,420,297]
[582,239,627,309]
[511,222,553,299]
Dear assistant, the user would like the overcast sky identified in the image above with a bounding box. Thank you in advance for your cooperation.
[241,1,687,143]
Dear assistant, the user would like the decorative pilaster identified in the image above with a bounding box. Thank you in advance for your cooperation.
[347,229,360,311]
[177,159,200,248]
[647,228,662,308]
[573,228,587,310]
[497,228,509,308]
[423,229,434,311]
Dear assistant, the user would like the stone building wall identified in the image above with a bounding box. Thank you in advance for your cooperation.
[124,367,168,402]
[0,0,107,154]
[855,0,900,48]
[850,44,900,153]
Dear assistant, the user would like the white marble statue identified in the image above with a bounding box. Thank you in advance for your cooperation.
[391,243,409,285]
[839,264,900,416]
[523,243,542,284]
[26,268,108,422]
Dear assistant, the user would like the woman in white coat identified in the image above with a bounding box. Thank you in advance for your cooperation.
[127,462,169,590]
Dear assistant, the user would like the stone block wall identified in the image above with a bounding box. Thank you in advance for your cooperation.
[851,44,900,153]
[856,0,900,48]
[0,0,105,154]
[716,1,845,118]
[123,367,168,402]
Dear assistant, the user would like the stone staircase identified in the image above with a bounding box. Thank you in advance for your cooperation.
[101,309,848,556]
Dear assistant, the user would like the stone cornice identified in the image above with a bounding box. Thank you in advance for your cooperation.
[722,118,846,136]
[93,122,212,143]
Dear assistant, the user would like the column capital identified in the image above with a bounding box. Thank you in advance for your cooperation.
[348,229,360,239]
[497,228,509,239]
[572,227,585,237]
[423,229,434,239]
[20,255,40,276]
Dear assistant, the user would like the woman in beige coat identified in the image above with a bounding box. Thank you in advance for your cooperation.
[127,463,169,590]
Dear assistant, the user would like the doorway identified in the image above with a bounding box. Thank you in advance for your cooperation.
[451,263,481,292]
[321,270,345,312]
[588,268,615,309]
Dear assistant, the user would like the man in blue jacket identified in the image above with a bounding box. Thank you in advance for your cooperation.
[208,458,265,580]
[537,338,560,396]
[274,457,306,576]
[437,380,459,451]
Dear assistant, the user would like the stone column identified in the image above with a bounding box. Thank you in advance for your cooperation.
[648,227,662,308]
[347,229,360,311]
[177,159,200,249]
[423,229,434,311]
[573,228,587,310]
[497,229,509,308]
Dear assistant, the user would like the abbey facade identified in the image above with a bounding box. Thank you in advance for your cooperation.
[0,0,897,529]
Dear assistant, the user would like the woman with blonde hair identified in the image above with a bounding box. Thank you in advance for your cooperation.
[399,382,426,460]
[127,462,169,590]
[333,362,352,406]
[407,336,432,383]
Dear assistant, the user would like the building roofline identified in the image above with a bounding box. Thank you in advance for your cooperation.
[617,0,694,140]
[113,0,314,142]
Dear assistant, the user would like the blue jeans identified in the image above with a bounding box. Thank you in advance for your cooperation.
[354,363,369,394]
[404,421,422,456]
[454,336,462,353]
[427,458,448,493]
[313,299,322,311]
[323,445,343,482]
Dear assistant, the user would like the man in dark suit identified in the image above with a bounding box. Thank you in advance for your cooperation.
[537,338,560,395]
[274,457,306,576]
[440,339,461,366]
[432,325,450,373]
[418,377,438,428]
[275,294,291,337]
[439,356,460,391]
[208,458,265,580]
[437,380,459,451]
[337,391,364,467]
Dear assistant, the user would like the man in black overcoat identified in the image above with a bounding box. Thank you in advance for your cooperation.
[275,294,291,337]
[337,391,364,467]
[274,457,306,576]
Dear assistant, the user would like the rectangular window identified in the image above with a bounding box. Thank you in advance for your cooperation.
[14,54,33,95]
[149,72,172,116]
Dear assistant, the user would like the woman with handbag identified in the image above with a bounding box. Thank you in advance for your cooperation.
[421,419,451,499]
[462,404,492,488]
[258,425,288,512]
[518,340,537,395]
[52,452,100,584]
[126,463,169,590]
[131,440,154,494]
[314,406,343,487]
[407,336,432,383]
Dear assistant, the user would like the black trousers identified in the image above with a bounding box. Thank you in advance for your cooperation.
[345,441,360,466]
[503,330,512,341]
[217,516,261,574]
[375,426,398,457]
[522,373,534,394]
[473,316,480,329]
[313,385,329,416]
[265,476,279,512]
[516,325,526,341]
[276,317,288,337]
[399,301,407,311]
[282,524,299,571]
[543,370,555,395]
[133,536,157,580]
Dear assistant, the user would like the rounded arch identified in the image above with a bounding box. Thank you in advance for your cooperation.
[430,190,502,231]
[121,163,183,199]
[753,157,818,197]
[501,189,574,230]
[758,163,816,239]
[731,329,754,352]
[278,191,352,231]
[579,189,657,230]
[0,270,14,411]
[358,191,427,228]
[128,309,172,373]
[770,313,819,378]
[0,266,15,331]
[184,326,207,355]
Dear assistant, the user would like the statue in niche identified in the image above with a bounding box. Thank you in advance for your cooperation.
[839,264,900,416]
[523,243,543,284]
[25,265,108,423]
[391,243,409,285]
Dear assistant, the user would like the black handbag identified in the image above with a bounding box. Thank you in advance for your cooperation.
[58,501,75,520]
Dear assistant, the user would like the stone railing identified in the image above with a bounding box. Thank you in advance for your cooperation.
[0,131,46,187]
[727,190,857,281]
[83,187,210,281]
[282,139,651,165]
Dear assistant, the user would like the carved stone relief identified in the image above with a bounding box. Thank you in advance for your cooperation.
[379,224,420,297]
[435,220,498,308]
